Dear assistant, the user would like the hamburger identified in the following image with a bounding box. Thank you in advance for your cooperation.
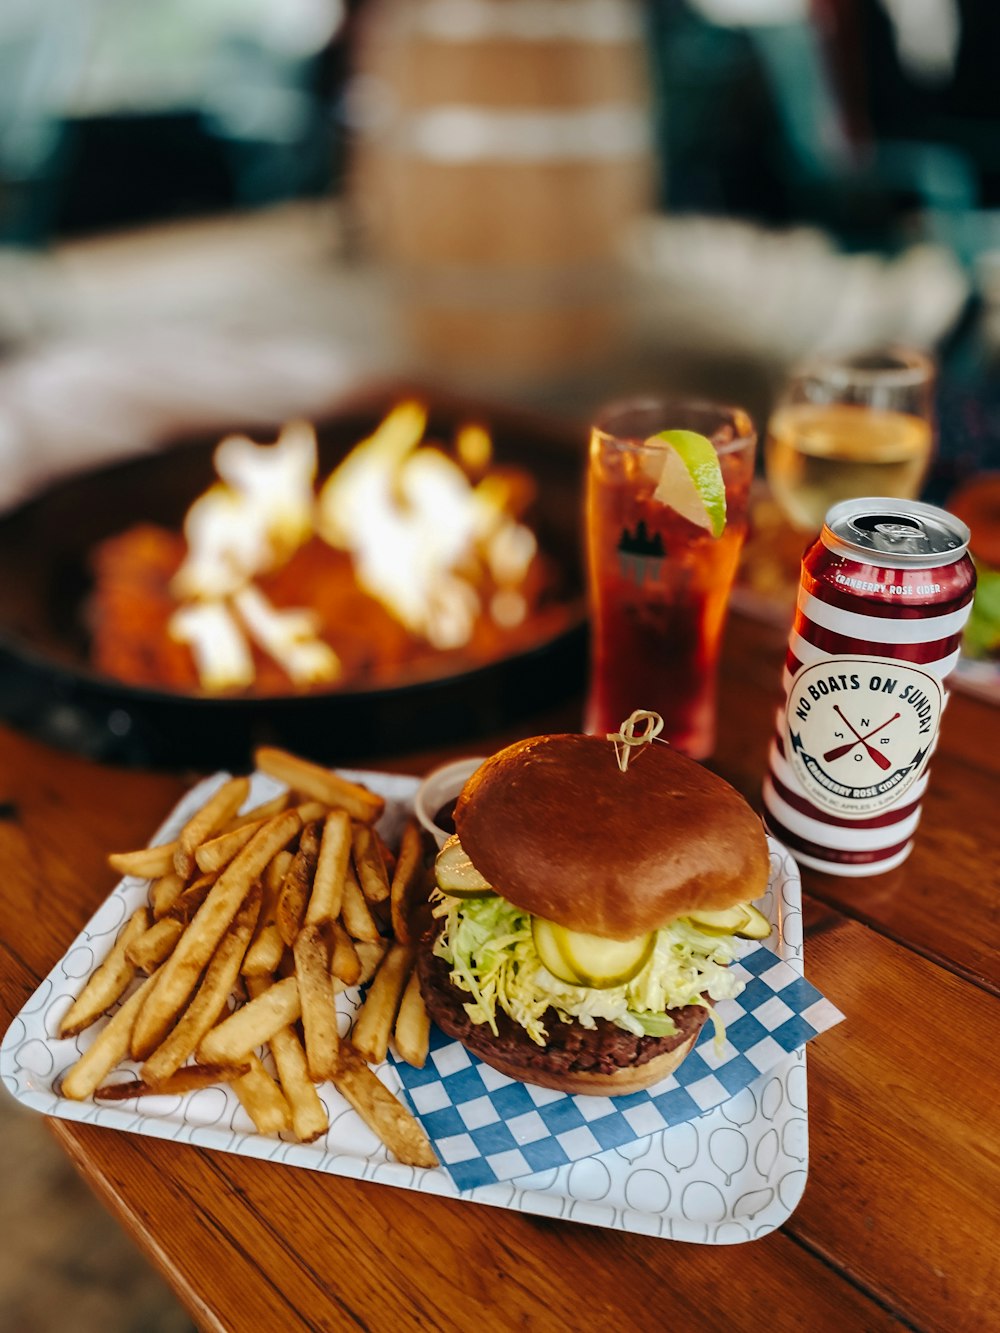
[417,731,771,1096]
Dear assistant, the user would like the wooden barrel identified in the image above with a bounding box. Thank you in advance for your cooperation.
[347,0,656,381]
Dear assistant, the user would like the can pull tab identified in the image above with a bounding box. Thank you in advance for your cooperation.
[845,512,933,555]
[871,521,931,555]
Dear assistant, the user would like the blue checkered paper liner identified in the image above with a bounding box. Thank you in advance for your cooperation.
[390,943,843,1191]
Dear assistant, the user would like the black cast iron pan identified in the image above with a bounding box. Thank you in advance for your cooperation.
[0,385,587,770]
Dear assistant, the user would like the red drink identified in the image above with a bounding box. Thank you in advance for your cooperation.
[762,497,975,875]
[585,399,756,758]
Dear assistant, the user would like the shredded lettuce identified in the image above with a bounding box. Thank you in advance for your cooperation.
[431,892,745,1047]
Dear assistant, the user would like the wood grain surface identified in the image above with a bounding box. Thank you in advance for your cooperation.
[1,613,997,1332]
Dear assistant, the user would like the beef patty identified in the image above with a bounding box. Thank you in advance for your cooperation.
[417,936,709,1078]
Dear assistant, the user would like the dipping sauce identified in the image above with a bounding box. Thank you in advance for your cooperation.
[433,799,458,836]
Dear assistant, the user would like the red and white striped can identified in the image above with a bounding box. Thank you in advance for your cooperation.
[762,497,975,876]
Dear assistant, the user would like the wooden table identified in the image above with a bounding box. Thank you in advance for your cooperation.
[1,612,997,1332]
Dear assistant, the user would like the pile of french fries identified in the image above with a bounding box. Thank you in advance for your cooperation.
[57,747,438,1169]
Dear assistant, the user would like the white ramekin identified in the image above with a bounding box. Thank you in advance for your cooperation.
[413,756,487,848]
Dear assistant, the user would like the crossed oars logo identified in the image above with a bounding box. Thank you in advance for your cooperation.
[823,706,901,772]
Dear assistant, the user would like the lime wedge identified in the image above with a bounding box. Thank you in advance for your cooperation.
[647,429,727,538]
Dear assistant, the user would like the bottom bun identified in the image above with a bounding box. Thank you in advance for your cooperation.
[468,1031,702,1096]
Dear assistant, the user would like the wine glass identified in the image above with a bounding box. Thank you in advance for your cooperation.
[764,347,936,534]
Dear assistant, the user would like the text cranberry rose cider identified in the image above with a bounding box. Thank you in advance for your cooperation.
[416,712,771,1095]
[763,498,975,876]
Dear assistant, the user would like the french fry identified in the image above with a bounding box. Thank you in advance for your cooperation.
[293,925,340,1082]
[350,942,414,1065]
[351,823,391,904]
[61,973,160,1101]
[174,775,251,879]
[150,871,186,919]
[276,821,322,947]
[254,747,385,824]
[241,849,292,975]
[305,810,351,926]
[340,867,380,943]
[241,924,284,978]
[194,820,265,875]
[294,800,329,824]
[241,924,285,978]
[329,920,361,986]
[108,842,178,879]
[126,917,184,973]
[170,871,218,924]
[240,844,289,978]
[222,791,290,832]
[246,977,327,1142]
[389,819,429,946]
[59,908,151,1037]
[354,939,388,986]
[393,969,431,1069]
[197,975,301,1064]
[333,938,387,994]
[265,849,294,898]
[95,1063,250,1100]
[333,1040,437,1168]
[130,809,301,1059]
[231,1053,293,1135]
[140,886,261,1083]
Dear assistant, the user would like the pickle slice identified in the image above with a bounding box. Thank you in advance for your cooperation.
[685,904,772,940]
[685,906,752,934]
[531,918,585,985]
[550,922,655,989]
[434,836,494,899]
[733,904,771,940]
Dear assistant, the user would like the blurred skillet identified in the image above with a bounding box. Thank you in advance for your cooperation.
[0,386,587,770]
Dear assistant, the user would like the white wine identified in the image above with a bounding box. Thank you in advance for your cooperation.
[765,403,933,533]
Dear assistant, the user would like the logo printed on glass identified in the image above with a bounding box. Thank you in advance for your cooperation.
[615,519,665,584]
[784,656,942,816]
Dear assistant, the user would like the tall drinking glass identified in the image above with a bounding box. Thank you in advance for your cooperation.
[585,397,757,760]
[765,346,935,534]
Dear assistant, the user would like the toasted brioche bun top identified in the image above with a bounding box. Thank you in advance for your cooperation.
[454,733,769,939]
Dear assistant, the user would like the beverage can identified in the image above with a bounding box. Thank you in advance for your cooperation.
[762,497,976,875]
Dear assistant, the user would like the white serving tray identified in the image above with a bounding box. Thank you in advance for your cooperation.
[0,770,808,1244]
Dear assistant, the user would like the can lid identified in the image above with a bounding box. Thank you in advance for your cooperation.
[823,497,970,567]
